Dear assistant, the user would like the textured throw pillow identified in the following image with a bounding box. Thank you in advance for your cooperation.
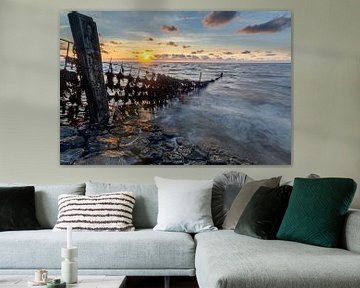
[53,192,136,231]
[235,185,293,239]
[212,171,252,228]
[86,181,158,229]
[154,177,217,233]
[0,186,41,231]
[222,176,281,230]
[277,178,357,247]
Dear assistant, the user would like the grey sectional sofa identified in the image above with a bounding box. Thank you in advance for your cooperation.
[0,181,359,288]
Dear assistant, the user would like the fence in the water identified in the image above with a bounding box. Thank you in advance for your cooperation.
[60,39,223,126]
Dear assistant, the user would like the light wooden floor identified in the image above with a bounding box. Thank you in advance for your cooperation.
[126,276,199,288]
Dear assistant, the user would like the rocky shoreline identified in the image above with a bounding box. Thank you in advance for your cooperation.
[60,118,254,165]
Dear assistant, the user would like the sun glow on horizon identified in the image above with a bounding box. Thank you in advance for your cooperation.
[137,51,154,64]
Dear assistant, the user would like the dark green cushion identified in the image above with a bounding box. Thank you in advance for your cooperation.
[277,178,357,247]
[235,185,292,239]
[0,186,41,231]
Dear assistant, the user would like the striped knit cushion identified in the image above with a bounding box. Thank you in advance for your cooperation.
[53,192,136,231]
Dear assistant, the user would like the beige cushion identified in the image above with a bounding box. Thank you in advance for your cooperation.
[222,177,281,230]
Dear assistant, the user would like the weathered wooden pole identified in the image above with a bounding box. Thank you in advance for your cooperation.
[68,11,109,125]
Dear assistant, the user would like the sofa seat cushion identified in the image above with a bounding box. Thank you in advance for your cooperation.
[0,229,195,270]
[195,230,360,288]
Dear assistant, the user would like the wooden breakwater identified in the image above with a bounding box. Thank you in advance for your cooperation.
[60,11,223,126]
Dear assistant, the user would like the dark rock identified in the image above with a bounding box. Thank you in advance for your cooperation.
[177,145,193,157]
[120,135,140,146]
[151,126,162,133]
[161,140,176,152]
[87,135,120,153]
[208,154,228,165]
[60,148,85,165]
[228,156,255,165]
[185,148,208,161]
[60,126,78,139]
[128,138,149,154]
[140,146,163,162]
[162,152,183,165]
[77,123,92,135]
[60,141,72,153]
[74,150,142,165]
[176,137,191,147]
[60,136,86,152]
[185,159,208,165]
[148,132,166,143]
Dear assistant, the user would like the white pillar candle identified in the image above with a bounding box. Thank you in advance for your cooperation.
[67,225,72,249]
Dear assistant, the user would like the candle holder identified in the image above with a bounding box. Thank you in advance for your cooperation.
[61,247,78,284]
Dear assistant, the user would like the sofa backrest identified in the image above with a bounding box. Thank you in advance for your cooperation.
[86,181,158,229]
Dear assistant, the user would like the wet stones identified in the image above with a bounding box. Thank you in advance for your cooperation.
[74,150,142,165]
[176,137,191,147]
[60,136,86,152]
[87,135,120,153]
[148,132,166,144]
[185,148,208,161]
[140,146,164,163]
[162,152,183,165]
[176,145,193,157]
[60,119,252,165]
[60,126,78,138]
[60,148,85,165]
[208,154,228,165]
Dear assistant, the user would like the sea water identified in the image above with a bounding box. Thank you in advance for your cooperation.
[132,62,292,165]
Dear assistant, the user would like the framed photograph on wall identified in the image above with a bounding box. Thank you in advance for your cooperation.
[60,11,292,165]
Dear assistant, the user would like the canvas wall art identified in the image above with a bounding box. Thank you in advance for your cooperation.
[60,11,292,165]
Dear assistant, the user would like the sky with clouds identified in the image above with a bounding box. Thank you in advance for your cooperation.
[60,11,291,63]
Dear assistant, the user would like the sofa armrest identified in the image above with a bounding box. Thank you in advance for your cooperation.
[342,209,360,253]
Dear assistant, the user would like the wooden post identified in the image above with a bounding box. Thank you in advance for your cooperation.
[64,41,70,70]
[68,11,109,125]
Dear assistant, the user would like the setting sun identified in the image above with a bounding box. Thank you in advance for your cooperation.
[138,51,153,63]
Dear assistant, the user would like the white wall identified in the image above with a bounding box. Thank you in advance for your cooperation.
[0,0,359,208]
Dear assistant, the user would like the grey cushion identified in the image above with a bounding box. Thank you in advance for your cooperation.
[342,209,360,253]
[222,177,281,230]
[0,183,85,228]
[212,171,251,228]
[0,229,195,271]
[153,177,216,233]
[86,182,158,229]
[195,230,360,288]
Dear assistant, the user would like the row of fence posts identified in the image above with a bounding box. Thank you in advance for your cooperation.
[61,11,221,126]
